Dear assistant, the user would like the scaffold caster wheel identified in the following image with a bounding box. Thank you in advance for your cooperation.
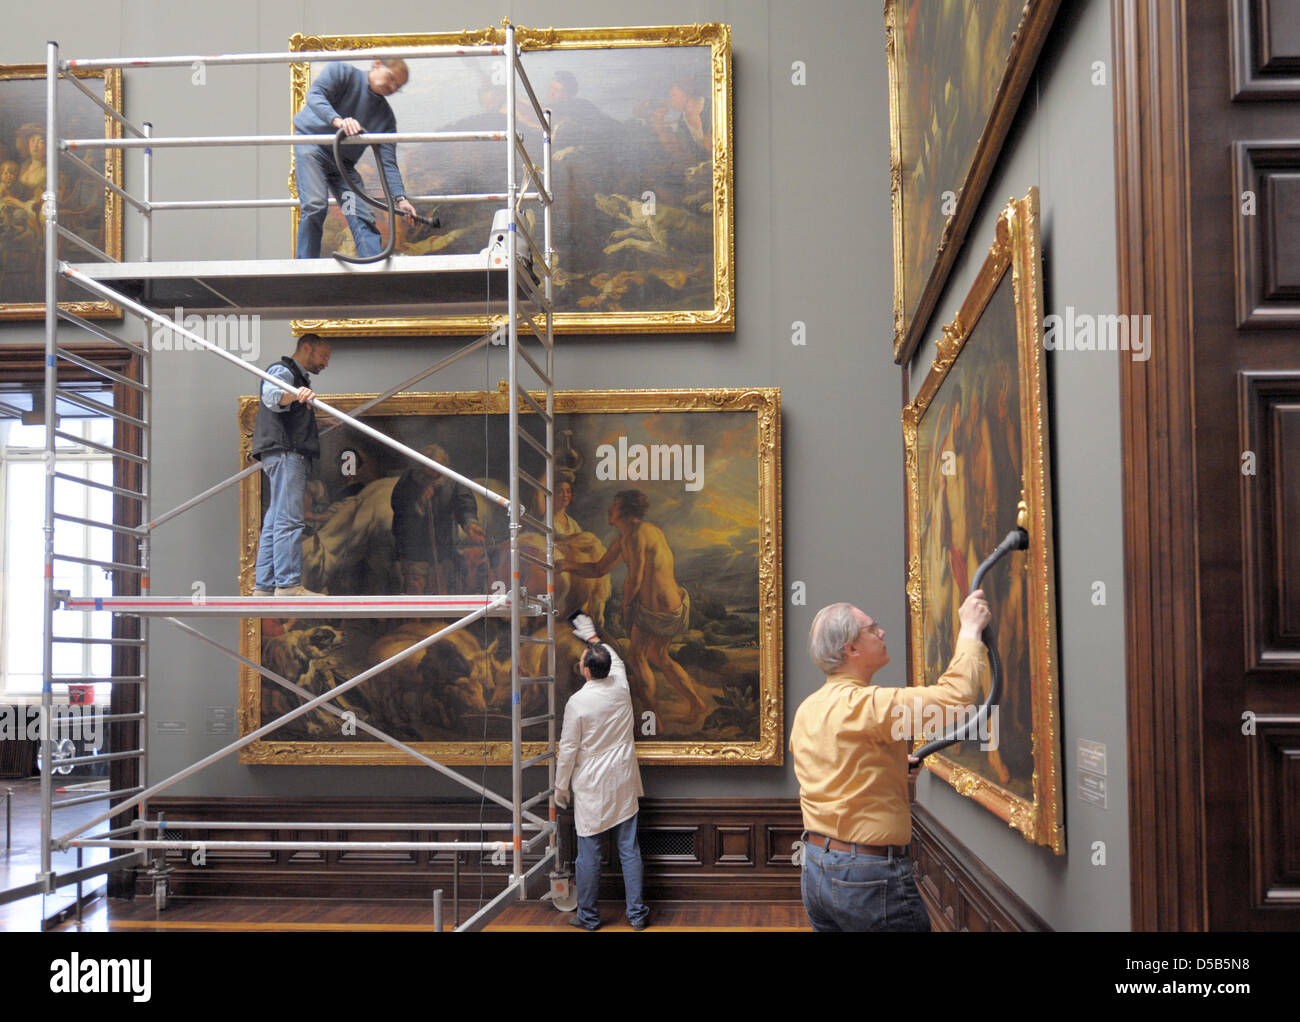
[154,877,168,912]
[546,868,576,912]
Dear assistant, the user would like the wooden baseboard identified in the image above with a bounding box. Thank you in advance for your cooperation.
[136,796,805,903]
[129,795,1046,924]
[910,802,1052,931]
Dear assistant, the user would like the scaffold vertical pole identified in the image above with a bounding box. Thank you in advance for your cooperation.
[40,39,60,892]
[543,105,557,869]
[504,20,524,894]
[135,119,153,861]
[141,121,152,261]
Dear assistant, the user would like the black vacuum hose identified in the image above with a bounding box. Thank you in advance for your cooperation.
[911,526,1029,762]
[329,127,440,265]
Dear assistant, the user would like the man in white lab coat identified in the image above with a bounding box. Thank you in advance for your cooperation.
[555,615,650,931]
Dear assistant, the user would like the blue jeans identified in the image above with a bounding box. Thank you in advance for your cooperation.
[575,813,649,929]
[800,836,931,932]
[254,451,308,590]
[294,144,382,259]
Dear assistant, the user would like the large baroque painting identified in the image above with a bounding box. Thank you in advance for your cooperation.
[902,190,1063,852]
[237,387,781,765]
[0,64,122,319]
[885,0,1061,363]
[288,24,733,336]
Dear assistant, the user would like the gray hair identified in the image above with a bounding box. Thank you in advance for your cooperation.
[808,603,862,673]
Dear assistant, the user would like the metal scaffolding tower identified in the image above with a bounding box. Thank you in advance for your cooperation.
[3,26,559,931]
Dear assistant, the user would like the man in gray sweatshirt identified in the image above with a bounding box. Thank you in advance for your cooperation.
[292,59,418,258]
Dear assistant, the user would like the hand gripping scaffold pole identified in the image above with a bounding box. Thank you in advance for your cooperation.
[5,26,559,931]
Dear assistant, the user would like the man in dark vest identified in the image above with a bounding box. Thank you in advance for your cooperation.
[252,334,330,596]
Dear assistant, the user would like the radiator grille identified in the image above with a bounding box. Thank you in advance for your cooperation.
[639,829,695,857]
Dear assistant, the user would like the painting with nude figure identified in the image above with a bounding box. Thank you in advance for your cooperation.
[902,189,1064,852]
[236,387,782,766]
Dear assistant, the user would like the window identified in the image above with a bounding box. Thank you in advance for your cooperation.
[0,412,115,700]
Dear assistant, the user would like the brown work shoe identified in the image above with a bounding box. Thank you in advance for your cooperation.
[274,585,327,598]
[251,589,274,597]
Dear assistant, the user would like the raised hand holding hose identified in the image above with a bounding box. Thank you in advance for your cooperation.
[911,527,1029,764]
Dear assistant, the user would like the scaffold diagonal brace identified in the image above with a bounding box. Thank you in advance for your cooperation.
[53,597,507,848]
[160,616,548,827]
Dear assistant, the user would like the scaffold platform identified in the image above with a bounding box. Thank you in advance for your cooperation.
[57,594,546,618]
[68,255,522,318]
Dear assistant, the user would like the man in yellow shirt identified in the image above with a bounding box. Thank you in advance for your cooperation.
[789,589,991,931]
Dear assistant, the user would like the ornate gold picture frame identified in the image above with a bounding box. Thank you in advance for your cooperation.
[287,23,733,336]
[885,0,1062,364]
[0,64,122,320]
[902,189,1063,852]
[237,387,781,765]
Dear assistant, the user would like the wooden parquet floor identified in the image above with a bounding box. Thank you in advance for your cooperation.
[45,896,812,932]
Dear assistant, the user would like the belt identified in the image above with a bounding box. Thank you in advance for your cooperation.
[803,832,908,858]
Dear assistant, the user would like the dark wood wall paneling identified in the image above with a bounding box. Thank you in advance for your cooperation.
[138,797,807,904]
[1115,0,1300,929]
[1112,0,1206,931]
[1246,718,1300,904]
[1200,0,1300,931]
[132,796,1049,929]
[1239,372,1300,672]
[1232,141,1300,326]
[910,804,1051,932]
[1230,0,1300,99]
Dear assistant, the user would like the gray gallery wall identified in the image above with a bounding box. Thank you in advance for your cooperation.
[906,0,1130,931]
[2,0,1129,929]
